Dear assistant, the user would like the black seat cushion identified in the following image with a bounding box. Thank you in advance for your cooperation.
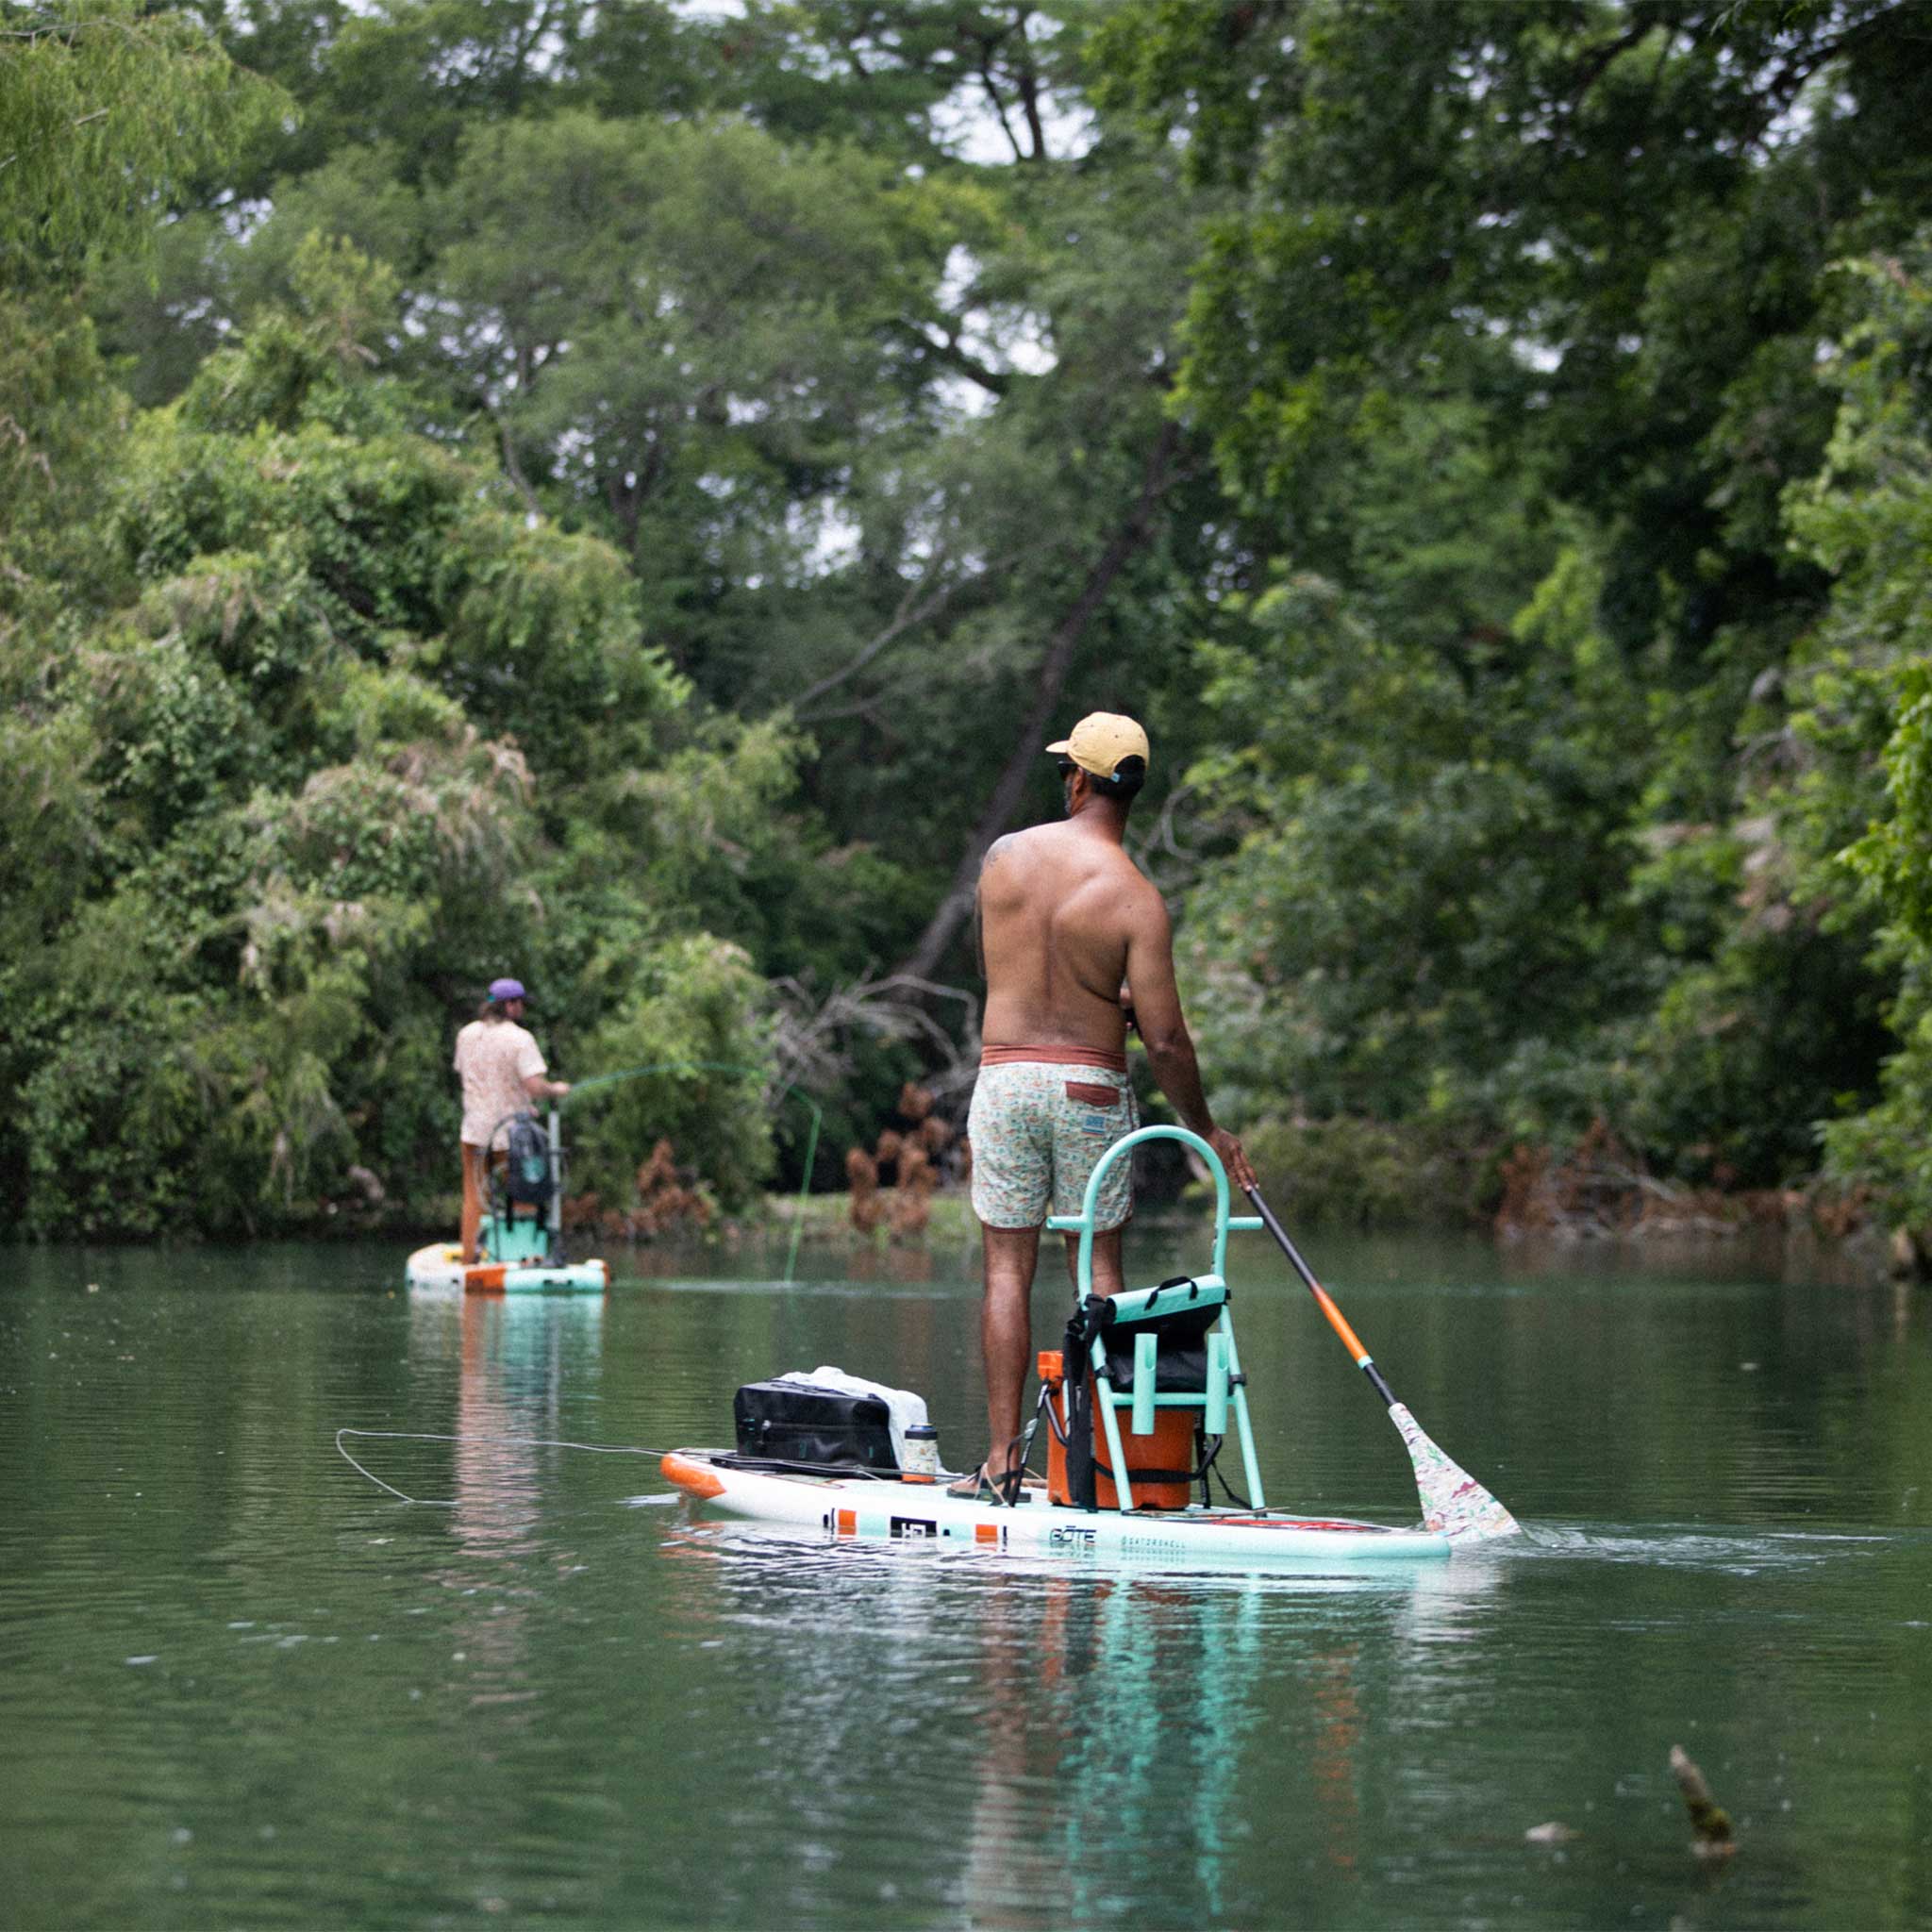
[1096,1300,1224,1394]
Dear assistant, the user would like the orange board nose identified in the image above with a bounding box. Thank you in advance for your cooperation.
[658,1453,725,1499]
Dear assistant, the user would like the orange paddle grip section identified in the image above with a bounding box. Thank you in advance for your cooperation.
[1310,1282,1370,1363]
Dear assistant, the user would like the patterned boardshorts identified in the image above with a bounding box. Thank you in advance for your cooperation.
[968,1060,1139,1231]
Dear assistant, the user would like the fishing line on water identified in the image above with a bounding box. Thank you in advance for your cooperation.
[335,1427,677,1508]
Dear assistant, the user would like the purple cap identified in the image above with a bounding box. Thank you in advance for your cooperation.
[488,977,526,1003]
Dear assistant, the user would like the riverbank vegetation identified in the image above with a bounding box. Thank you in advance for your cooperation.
[6,1,1932,1258]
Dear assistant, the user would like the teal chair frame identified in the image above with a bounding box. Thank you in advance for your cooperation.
[1045,1125,1266,1513]
[479,1107,566,1267]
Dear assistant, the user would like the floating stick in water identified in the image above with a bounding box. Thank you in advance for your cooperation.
[1670,1744,1738,1861]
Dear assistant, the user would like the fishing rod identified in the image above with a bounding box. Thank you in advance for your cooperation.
[1245,1184,1522,1542]
[560,1061,823,1282]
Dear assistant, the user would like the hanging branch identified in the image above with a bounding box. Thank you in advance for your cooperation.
[771,972,983,1099]
[792,554,968,716]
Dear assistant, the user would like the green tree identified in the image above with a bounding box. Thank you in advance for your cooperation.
[3,245,784,1233]
[1,1,280,284]
[1179,460,1650,1141]
[1089,1,1932,1190]
[1790,253,1932,1228]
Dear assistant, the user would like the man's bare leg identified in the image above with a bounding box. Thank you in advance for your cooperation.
[1061,1226,1125,1297]
[979,1223,1041,1478]
[974,1225,1124,1488]
[460,1142,484,1264]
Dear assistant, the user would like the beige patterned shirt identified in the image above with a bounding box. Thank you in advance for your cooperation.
[454,1019,547,1149]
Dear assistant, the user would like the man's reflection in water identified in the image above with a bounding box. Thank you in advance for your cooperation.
[642,1494,1507,1926]
[453,1299,539,1550]
[1308,1645,1363,1876]
[955,1556,1506,1925]
[436,1293,605,1709]
[959,1569,1266,1927]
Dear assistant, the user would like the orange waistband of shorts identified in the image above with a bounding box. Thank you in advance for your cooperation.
[980,1042,1128,1073]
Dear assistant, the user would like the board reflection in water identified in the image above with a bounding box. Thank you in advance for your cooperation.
[657,1507,1504,1927]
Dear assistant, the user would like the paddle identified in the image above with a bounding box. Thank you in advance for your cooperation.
[1244,1184,1523,1542]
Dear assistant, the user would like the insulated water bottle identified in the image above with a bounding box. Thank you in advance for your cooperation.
[902,1424,941,1481]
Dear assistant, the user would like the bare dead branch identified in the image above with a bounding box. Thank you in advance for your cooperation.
[791,556,964,714]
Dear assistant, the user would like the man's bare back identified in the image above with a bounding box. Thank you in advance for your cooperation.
[978,822,1153,1053]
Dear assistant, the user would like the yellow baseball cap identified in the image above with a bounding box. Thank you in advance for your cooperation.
[1046,711,1151,781]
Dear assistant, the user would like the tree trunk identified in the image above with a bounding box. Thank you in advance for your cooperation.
[894,418,1184,984]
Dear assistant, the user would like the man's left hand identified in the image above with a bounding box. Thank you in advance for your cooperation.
[1207,1126,1257,1193]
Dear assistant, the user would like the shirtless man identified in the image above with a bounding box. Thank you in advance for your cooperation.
[957,711,1255,1498]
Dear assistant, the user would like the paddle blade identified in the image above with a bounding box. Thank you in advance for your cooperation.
[1388,1403,1523,1542]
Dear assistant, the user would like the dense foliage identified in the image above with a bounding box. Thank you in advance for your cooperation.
[6,0,1932,1249]
[1098,0,1932,1224]
[4,231,774,1232]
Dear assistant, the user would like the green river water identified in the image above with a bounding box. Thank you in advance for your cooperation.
[2,1224,1928,1929]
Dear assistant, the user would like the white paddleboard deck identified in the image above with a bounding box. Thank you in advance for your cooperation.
[661,1452,1452,1566]
[405,1241,608,1295]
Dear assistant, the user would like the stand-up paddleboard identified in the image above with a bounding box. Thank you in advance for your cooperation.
[404,1240,608,1294]
[659,1451,1451,1564]
[656,1128,1507,1569]
[407,1106,608,1294]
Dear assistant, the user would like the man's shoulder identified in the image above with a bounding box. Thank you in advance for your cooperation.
[979,826,1055,893]
[1083,839,1161,901]
[1093,852,1168,938]
[985,825,1047,864]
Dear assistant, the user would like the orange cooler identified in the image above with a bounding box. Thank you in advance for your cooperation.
[1038,1350,1196,1510]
